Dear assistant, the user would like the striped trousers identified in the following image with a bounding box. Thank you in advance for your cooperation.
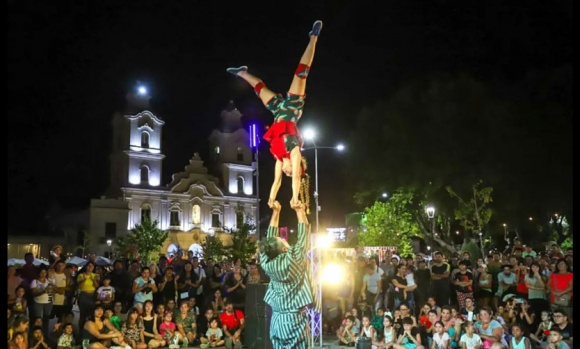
[270,309,309,349]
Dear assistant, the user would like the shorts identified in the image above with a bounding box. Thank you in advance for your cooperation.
[265,93,305,122]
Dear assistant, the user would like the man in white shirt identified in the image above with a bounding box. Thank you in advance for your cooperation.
[191,257,206,310]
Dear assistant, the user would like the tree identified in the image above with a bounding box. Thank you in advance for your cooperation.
[359,189,424,256]
[75,230,91,257]
[116,217,169,266]
[228,220,258,264]
[446,180,494,255]
[202,235,228,262]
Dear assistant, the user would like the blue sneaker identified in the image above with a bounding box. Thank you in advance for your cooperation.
[309,20,323,37]
[226,65,248,76]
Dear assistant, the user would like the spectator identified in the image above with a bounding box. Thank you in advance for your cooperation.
[200,316,225,348]
[28,325,50,349]
[547,259,573,316]
[431,252,451,307]
[132,267,157,313]
[81,304,128,348]
[219,300,244,349]
[141,300,166,348]
[550,310,573,348]
[30,267,54,336]
[174,300,197,345]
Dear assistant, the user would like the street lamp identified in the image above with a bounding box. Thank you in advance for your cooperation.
[425,205,436,238]
[302,128,345,234]
[106,240,112,258]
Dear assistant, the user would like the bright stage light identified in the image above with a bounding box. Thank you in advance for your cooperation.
[315,233,332,249]
[321,263,344,284]
[303,128,316,141]
[137,86,147,95]
[335,144,345,151]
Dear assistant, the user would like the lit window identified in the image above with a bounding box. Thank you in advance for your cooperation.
[237,177,244,195]
[192,205,201,224]
[170,211,180,226]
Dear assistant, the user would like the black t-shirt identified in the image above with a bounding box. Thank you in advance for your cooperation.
[558,323,573,340]
[415,268,431,289]
[453,271,473,293]
[392,275,407,300]
[431,263,450,284]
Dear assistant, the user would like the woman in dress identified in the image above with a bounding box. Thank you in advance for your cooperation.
[226,20,323,210]
[140,300,166,348]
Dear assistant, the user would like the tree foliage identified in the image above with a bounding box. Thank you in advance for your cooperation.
[228,220,258,264]
[446,180,493,235]
[359,189,424,256]
[202,235,228,262]
[116,217,169,266]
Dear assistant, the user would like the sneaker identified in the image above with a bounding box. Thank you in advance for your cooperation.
[226,66,248,76]
[309,20,323,37]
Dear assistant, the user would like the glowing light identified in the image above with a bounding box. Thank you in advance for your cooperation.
[456,231,460,235]
[336,144,345,151]
[382,192,388,198]
[425,206,435,218]
[129,175,140,185]
[137,86,147,95]
[502,223,507,227]
[106,240,112,247]
[427,246,431,251]
[149,178,160,186]
[249,124,259,148]
[208,229,215,237]
[321,263,344,284]
[529,217,533,221]
[315,234,332,249]
[303,128,316,141]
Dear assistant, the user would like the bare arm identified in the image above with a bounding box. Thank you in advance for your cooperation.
[291,204,310,260]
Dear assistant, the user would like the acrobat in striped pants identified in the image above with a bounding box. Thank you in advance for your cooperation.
[270,309,309,349]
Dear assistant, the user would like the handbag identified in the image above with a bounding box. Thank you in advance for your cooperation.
[356,336,372,349]
[554,293,571,306]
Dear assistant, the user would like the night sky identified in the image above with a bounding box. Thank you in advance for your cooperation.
[7,1,573,233]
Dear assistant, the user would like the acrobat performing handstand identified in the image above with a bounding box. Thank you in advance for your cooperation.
[258,200,313,348]
[227,20,323,210]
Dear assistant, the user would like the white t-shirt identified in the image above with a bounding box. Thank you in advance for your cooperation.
[405,272,416,287]
[30,279,51,304]
[97,286,115,302]
[433,332,450,348]
[460,333,482,349]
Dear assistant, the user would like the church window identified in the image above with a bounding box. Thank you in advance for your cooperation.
[105,222,117,239]
[170,211,180,226]
[237,177,244,195]
[140,166,149,184]
[211,213,221,228]
[141,132,150,148]
[237,147,243,161]
[192,205,201,224]
[141,204,151,221]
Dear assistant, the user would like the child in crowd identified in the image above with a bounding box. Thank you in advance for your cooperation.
[359,315,376,340]
[159,311,177,343]
[530,311,553,345]
[96,275,115,308]
[200,317,224,348]
[372,307,386,333]
[56,323,76,349]
[338,315,358,346]
[373,315,396,349]
[460,321,482,349]
[509,324,531,349]
[548,328,571,349]
[12,286,28,317]
[431,321,450,349]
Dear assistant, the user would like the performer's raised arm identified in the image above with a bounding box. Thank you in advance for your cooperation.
[291,202,310,262]
[267,201,281,239]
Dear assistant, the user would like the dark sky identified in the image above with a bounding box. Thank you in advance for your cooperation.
[7,1,573,233]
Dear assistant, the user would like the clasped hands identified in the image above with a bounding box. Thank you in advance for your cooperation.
[268,198,303,211]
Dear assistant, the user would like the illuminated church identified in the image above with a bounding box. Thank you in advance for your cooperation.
[89,84,258,257]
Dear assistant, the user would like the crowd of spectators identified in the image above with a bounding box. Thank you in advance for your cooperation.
[322,241,573,349]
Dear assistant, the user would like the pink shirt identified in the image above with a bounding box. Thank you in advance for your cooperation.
[159,321,176,338]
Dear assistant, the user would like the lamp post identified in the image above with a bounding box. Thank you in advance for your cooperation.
[302,128,344,234]
[106,240,112,259]
[250,124,261,237]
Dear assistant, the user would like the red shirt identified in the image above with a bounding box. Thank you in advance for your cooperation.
[220,310,245,331]
[549,272,573,302]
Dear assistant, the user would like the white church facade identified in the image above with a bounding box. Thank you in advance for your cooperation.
[89,84,258,257]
